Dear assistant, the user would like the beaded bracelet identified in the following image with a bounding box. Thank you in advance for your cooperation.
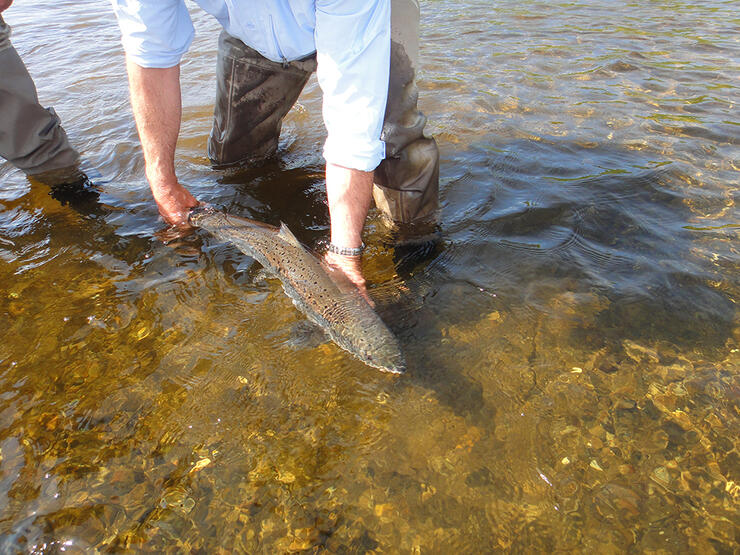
[327,242,365,257]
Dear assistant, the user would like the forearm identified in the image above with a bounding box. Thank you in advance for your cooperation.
[325,163,374,249]
[125,58,196,224]
[125,58,181,187]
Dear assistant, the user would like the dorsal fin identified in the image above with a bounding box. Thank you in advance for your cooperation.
[277,222,303,248]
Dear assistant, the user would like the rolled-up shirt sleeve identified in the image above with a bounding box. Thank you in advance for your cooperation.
[110,0,194,68]
[315,0,390,172]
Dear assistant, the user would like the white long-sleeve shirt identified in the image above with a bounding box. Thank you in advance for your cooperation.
[110,0,390,171]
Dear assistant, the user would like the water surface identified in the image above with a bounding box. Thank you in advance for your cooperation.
[0,1,738,552]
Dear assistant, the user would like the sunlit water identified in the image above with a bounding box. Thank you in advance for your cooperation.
[1,1,738,552]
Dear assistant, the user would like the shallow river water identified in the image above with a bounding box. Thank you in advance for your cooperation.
[1,1,738,552]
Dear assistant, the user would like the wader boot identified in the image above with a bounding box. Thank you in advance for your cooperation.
[207,0,439,238]
[374,0,440,241]
[0,14,88,197]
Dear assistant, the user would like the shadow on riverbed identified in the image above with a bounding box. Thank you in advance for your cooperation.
[420,139,735,346]
[374,138,737,422]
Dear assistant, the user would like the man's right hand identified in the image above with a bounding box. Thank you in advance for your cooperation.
[148,175,199,226]
[0,1,13,13]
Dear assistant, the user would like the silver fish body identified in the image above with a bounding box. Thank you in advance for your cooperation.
[189,207,405,373]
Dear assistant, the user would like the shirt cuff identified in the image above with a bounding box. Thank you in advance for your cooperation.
[122,48,187,69]
[323,136,386,172]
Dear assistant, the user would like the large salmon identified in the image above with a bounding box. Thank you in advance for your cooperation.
[189,206,405,374]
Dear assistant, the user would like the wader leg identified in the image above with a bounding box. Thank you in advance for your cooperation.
[208,30,317,167]
[373,0,440,228]
[0,15,81,183]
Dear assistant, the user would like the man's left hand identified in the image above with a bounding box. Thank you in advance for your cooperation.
[325,250,374,307]
[324,163,375,305]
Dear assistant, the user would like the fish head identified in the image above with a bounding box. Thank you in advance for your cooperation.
[353,335,407,374]
[332,299,408,374]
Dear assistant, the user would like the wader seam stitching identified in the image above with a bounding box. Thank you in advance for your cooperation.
[221,56,237,161]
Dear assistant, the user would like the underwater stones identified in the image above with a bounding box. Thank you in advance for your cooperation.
[7,300,25,317]
[276,470,296,484]
[189,457,211,474]
[592,483,642,521]
[273,526,321,553]
[373,502,396,521]
[420,482,437,503]
[622,340,660,365]
[650,466,672,489]
[465,466,494,489]
[160,487,196,515]
[657,360,692,382]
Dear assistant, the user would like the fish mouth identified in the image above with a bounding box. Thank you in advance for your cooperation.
[367,357,406,374]
[361,340,406,374]
[188,203,218,225]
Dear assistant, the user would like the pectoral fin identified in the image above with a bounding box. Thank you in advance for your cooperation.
[285,319,330,350]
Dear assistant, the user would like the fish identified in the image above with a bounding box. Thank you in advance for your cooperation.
[188,206,406,374]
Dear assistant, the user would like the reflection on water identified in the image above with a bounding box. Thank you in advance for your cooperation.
[1,0,738,551]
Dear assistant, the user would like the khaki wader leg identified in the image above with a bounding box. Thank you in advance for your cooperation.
[0,15,80,182]
[373,0,440,228]
[208,30,317,167]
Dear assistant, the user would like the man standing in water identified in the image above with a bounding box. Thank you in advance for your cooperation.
[110,0,438,289]
[0,1,93,199]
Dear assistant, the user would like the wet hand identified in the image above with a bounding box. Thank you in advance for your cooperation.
[324,250,374,307]
[0,1,13,13]
[154,222,200,257]
[149,179,200,227]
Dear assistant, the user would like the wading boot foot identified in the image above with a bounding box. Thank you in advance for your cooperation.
[48,175,100,206]
[382,219,443,279]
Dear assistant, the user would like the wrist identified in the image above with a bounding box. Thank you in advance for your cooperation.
[325,164,373,250]
[146,167,178,189]
[328,242,365,257]
[329,231,364,250]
